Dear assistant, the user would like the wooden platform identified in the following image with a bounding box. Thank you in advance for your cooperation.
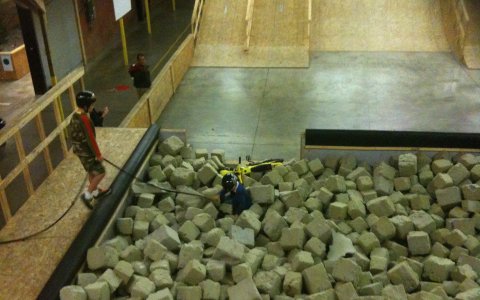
[310,0,449,52]
[192,0,309,67]
[193,0,451,67]
[0,127,146,299]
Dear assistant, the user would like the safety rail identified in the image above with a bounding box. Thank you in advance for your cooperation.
[192,0,205,40]
[455,0,470,48]
[307,0,312,47]
[120,34,194,128]
[0,67,84,224]
[245,0,255,51]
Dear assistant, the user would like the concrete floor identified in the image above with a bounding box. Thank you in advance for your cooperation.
[157,51,480,161]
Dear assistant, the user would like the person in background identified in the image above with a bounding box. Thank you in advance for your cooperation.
[69,91,111,208]
[128,53,151,98]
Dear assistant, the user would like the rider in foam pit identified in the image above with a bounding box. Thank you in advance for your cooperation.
[213,173,252,217]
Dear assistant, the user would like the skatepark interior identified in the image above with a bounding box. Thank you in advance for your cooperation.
[0,0,480,299]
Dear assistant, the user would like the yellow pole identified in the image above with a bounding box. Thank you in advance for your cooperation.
[145,0,152,34]
[119,18,128,66]
[172,0,176,11]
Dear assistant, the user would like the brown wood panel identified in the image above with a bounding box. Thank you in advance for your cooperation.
[311,0,449,52]
[149,68,174,121]
[171,35,194,90]
[125,100,151,128]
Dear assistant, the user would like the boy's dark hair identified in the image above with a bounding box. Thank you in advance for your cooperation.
[137,53,145,60]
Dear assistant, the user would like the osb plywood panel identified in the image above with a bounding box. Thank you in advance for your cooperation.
[171,35,194,90]
[196,0,246,47]
[464,45,480,69]
[0,127,146,299]
[194,44,309,67]
[440,0,461,59]
[192,0,309,67]
[149,68,174,121]
[126,100,151,128]
[439,0,480,69]
[311,0,449,52]
[250,0,308,47]
[463,1,480,69]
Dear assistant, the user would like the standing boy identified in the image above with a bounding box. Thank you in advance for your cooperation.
[69,91,110,208]
[128,53,151,98]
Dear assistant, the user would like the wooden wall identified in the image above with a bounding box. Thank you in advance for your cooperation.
[440,0,480,69]
[121,34,194,128]
[192,0,309,67]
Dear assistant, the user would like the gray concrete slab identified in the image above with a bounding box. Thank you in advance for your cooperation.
[157,52,480,161]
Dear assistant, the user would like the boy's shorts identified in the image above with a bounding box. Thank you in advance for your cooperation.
[79,156,105,174]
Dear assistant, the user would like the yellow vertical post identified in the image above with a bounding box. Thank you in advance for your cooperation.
[119,18,129,66]
[172,0,176,11]
[145,0,152,34]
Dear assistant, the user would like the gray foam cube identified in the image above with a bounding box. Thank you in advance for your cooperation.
[249,184,275,204]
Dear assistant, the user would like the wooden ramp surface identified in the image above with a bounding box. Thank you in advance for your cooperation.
[192,0,309,67]
[0,128,146,299]
[311,0,449,52]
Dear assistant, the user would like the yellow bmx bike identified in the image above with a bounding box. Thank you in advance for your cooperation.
[219,156,284,183]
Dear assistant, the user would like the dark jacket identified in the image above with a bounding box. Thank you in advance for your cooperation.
[128,64,151,88]
[220,183,252,215]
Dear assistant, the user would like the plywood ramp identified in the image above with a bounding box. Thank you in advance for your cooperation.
[311,0,449,52]
[0,128,146,299]
[192,0,309,67]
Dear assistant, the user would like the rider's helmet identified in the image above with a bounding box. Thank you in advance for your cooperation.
[76,91,96,111]
[222,173,238,191]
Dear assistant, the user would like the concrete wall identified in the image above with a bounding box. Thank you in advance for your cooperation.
[46,0,82,80]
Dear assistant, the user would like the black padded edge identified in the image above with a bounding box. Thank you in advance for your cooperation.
[38,124,159,300]
[305,129,480,149]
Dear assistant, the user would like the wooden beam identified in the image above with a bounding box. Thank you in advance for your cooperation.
[192,0,200,33]
[0,115,73,191]
[193,0,204,39]
[245,0,255,51]
[53,98,69,158]
[14,132,34,196]
[0,175,11,222]
[35,113,54,174]
[68,86,77,110]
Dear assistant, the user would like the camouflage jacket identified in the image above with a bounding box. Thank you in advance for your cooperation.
[69,112,101,158]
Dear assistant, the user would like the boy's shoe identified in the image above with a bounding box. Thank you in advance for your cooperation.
[93,187,112,200]
[81,193,94,209]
